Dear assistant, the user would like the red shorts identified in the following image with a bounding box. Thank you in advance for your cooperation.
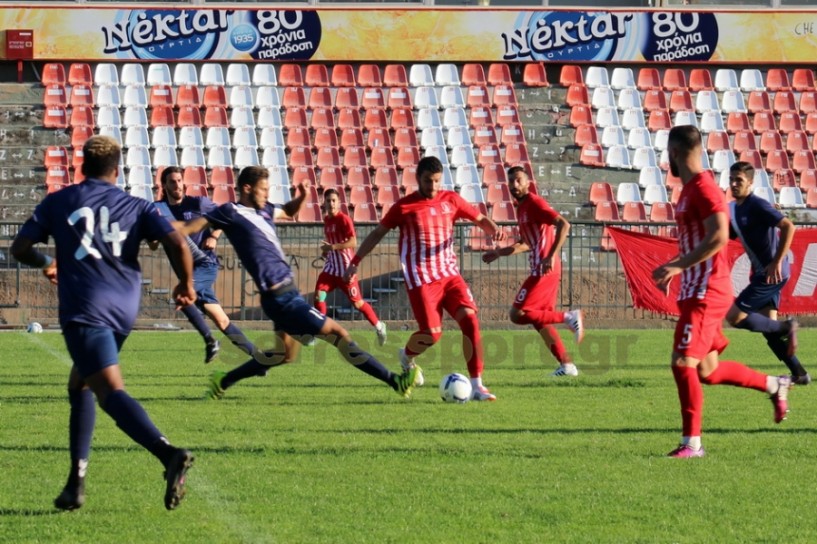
[314,271,364,303]
[512,274,559,312]
[407,275,477,331]
[673,295,731,360]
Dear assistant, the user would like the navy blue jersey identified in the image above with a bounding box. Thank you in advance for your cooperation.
[163,196,218,264]
[730,194,790,280]
[204,202,292,291]
[18,178,174,334]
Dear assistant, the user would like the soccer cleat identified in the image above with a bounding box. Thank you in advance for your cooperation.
[771,375,791,423]
[163,448,194,511]
[471,385,497,402]
[784,319,799,358]
[375,322,388,347]
[394,363,422,398]
[204,339,221,364]
[399,348,424,387]
[551,363,579,377]
[206,370,227,400]
[792,373,811,386]
[667,445,705,458]
[53,480,85,511]
[565,309,585,344]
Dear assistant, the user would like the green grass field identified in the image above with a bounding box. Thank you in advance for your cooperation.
[1,327,816,543]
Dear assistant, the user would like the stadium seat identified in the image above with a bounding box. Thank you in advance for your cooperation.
[234,146,259,168]
[153,146,178,168]
[792,150,817,173]
[574,124,598,147]
[122,85,147,108]
[231,126,256,149]
[312,127,337,150]
[477,144,502,168]
[617,88,642,111]
[126,125,150,148]
[252,64,278,86]
[443,107,468,129]
[310,107,335,130]
[362,108,386,130]
[523,63,548,87]
[493,84,517,107]
[98,125,122,146]
[173,63,198,86]
[481,163,508,185]
[726,112,751,134]
[70,84,94,107]
[662,69,686,91]
[176,84,201,108]
[760,130,784,155]
[284,107,308,129]
[364,127,389,149]
[279,64,304,86]
[595,107,620,129]
[669,90,693,113]
[740,149,764,170]
[711,149,736,173]
[793,68,815,91]
[465,85,490,109]
[580,144,605,168]
[347,166,372,187]
[689,69,713,91]
[68,63,92,86]
[753,111,776,133]
[450,144,476,168]
[256,86,280,109]
[349,185,374,206]
[806,112,817,135]
[200,63,224,86]
[44,106,68,129]
[638,166,663,188]
[766,68,791,92]
[653,129,670,151]
[71,105,96,128]
[230,86,254,109]
[594,201,620,221]
[721,90,747,113]
[391,108,416,130]
[207,146,233,168]
[334,87,359,109]
[44,145,69,169]
[414,86,439,109]
[786,131,810,154]
[746,90,771,114]
[589,182,614,205]
[204,126,230,149]
[361,87,386,109]
[343,146,368,169]
[621,201,647,223]
[149,85,173,108]
[592,87,616,109]
[212,184,236,205]
[766,150,790,172]
[409,64,434,87]
[383,64,408,87]
[773,169,797,191]
[305,64,330,87]
[715,69,739,92]
[42,63,66,86]
[473,125,498,147]
[753,186,776,204]
[226,63,251,87]
[637,68,661,91]
[621,108,646,131]
[387,86,413,109]
[740,69,765,92]
[269,184,292,205]
[570,105,593,128]
[566,83,590,107]
[210,166,235,188]
[705,130,730,153]
[146,63,172,86]
[585,66,609,89]
[695,90,721,114]
[183,166,207,188]
[601,126,626,148]
[774,91,798,114]
[288,146,313,168]
[610,67,635,90]
[369,146,395,169]
[487,63,512,86]
[267,165,290,187]
[643,89,668,112]
[96,85,120,108]
[178,106,202,128]
[632,147,657,170]
[43,84,67,107]
[616,182,641,204]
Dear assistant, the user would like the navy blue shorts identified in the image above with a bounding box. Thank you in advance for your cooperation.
[735,277,787,313]
[261,288,326,341]
[63,324,126,379]
[193,263,219,306]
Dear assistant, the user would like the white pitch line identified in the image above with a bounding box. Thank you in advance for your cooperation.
[21,331,73,368]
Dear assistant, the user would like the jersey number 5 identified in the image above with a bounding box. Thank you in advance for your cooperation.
[68,206,128,260]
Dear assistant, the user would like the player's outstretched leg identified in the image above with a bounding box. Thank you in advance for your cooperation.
[399,348,425,387]
[163,448,194,510]
[770,375,791,423]
[564,309,585,344]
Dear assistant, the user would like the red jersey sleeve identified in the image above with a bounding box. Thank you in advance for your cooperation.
[693,174,727,219]
[450,192,480,222]
[380,198,404,229]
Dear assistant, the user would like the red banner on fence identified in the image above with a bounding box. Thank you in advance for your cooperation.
[608,227,817,316]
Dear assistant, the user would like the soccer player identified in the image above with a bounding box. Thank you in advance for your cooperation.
[652,126,791,458]
[345,156,504,401]
[155,167,257,363]
[481,166,584,377]
[10,136,195,510]
[313,188,387,346]
[175,166,419,399]
[726,162,807,384]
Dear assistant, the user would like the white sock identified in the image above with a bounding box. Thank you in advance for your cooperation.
[470,377,483,389]
[766,375,779,395]
[681,436,702,450]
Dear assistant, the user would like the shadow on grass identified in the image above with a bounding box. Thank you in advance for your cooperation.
[0,508,62,517]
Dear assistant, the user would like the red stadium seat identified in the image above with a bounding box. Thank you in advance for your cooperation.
[203,106,228,128]
[662,69,687,91]
[566,83,589,107]
[390,108,415,130]
[177,106,201,128]
[334,88,359,109]
[346,166,372,187]
[278,64,303,86]
[284,107,308,129]
[44,106,68,129]
[211,184,236,205]
[305,64,329,87]
[176,84,201,108]
[643,89,668,112]
[343,146,367,169]
[387,87,413,109]
[636,68,660,91]
[314,127,338,149]
[466,85,491,108]
[462,63,487,86]
[559,65,583,86]
[338,107,363,131]
[282,86,307,108]
[367,127,391,150]
[42,63,66,86]
[487,63,512,85]
[202,85,226,108]
[316,146,341,169]
[149,85,173,107]
[210,166,234,188]
[689,69,713,92]
[286,126,311,149]
[793,69,816,91]
[374,166,398,189]
[383,64,408,87]
[523,63,549,87]
[360,87,386,109]
[71,125,94,148]
[589,182,614,205]
[766,69,791,92]
[68,63,92,86]
[370,146,395,169]
[353,202,379,223]
[319,167,344,191]
[331,64,356,87]
[579,144,604,167]
[69,84,94,107]
[357,64,383,87]
[297,202,323,223]
[362,108,387,131]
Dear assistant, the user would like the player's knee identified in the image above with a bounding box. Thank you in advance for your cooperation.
[417,329,442,345]
[456,312,480,335]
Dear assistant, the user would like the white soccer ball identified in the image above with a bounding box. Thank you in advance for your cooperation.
[26,322,43,334]
[439,373,472,403]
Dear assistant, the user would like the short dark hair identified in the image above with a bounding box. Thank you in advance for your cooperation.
[81,135,121,178]
[667,125,702,154]
[160,166,183,187]
[323,188,339,200]
[416,156,443,179]
[508,166,527,179]
[237,166,268,191]
[729,161,754,180]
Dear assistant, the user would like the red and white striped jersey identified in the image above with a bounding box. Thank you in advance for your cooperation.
[381,190,479,289]
[674,170,731,301]
[322,212,356,277]
[517,193,560,277]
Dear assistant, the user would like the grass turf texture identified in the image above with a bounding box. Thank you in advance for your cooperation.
[1,328,816,543]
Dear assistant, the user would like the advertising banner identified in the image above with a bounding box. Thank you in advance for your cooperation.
[0,7,816,62]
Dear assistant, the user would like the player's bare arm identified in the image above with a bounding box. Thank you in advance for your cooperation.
[766,217,795,284]
[482,241,530,264]
[321,236,357,256]
[10,235,58,285]
[203,229,223,251]
[344,224,390,282]
[176,216,211,237]
[159,230,196,309]
[474,214,506,241]
[280,182,309,219]
[652,212,729,292]
[543,215,571,273]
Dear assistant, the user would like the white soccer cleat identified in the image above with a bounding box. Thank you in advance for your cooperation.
[550,363,579,377]
[399,348,424,386]
[564,309,585,344]
[470,385,497,402]
[375,321,388,346]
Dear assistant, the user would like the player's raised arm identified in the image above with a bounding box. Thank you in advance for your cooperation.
[10,235,58,284]
[344,224,391,282]
[176,216,211,238]
[279,181,309,219]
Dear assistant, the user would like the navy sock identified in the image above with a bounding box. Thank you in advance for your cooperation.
[341,341,395,387]
[101,390,171,463]
[68,388,95,461]
[736,313,784,334]
[223,323,257,356]
[222,358,269,389]
[182,305,213,340]
[763,332,808,376]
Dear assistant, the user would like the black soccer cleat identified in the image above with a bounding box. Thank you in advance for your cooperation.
[163,448,194,510]
[54,479,85,511]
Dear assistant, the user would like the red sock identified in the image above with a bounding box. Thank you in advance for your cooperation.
[515,309,565,328]
[540,325,569,364]
[671,366,703,437]
[701,360,766,392]
[458,313,484,378]
[356,302,379,327]
[315,300,327,315]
